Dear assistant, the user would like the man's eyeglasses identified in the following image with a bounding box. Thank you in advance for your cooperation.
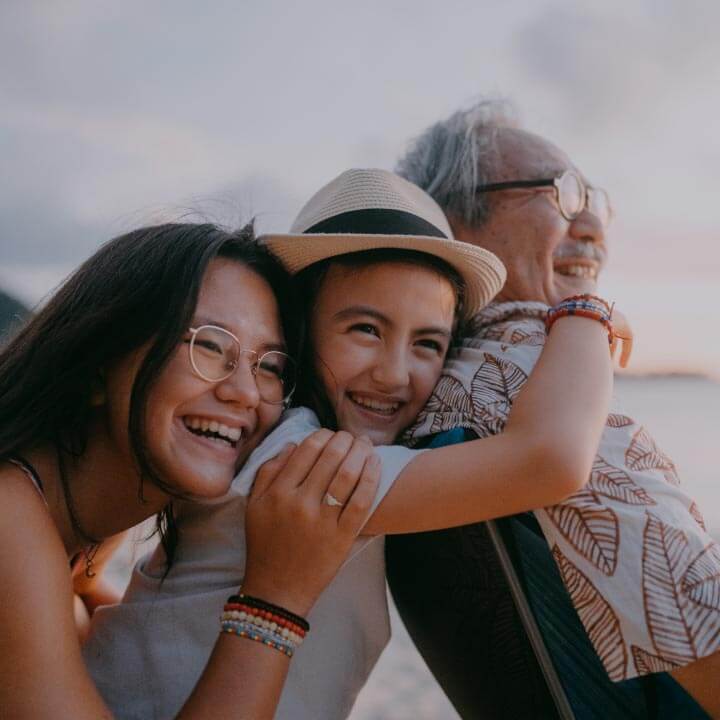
[186,325,297,406]
[475,169,612,227]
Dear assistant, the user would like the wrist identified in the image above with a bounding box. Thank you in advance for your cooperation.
[546,295,614,346]
[240,575,315,618]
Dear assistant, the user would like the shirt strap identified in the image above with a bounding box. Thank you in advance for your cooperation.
[7,455,48,507]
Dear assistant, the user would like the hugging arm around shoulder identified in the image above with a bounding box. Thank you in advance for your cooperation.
[362,312,613,535]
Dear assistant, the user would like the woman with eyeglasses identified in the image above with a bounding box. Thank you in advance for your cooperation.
[0,222,382,719]
[83,170,631,720]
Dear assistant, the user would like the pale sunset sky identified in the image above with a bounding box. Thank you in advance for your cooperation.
[1,1,718,377]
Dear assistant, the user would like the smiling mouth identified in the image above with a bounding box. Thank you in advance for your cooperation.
[348,392,401,417]
[554,261,599,280]
[183,415,243,448]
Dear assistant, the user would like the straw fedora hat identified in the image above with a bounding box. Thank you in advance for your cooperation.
[260,168,506,321]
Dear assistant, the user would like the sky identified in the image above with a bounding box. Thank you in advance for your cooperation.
[1,0,719,377]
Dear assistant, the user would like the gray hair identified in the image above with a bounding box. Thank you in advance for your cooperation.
[396,98,518,227]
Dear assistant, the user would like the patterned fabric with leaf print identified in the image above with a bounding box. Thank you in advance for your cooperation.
[402,301,720,681]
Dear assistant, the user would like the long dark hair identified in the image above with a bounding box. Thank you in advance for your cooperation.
[292,248,465,429]
[0,221,296,561]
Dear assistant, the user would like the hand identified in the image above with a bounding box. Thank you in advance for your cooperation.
[610,307,633,368]
[243,430,380,616]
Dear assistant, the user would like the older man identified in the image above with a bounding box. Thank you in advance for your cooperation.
[386,100,719,719]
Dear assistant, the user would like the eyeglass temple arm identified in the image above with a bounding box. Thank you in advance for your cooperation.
[475,178,555,193]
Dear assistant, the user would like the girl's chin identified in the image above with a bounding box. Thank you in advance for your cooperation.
[162,458,235,500]
[339,420,397,446]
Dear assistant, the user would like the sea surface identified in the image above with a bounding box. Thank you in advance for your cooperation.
[349,375,720,720]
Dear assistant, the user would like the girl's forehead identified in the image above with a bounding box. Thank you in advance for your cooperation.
[321,259,452,293]
[316,261,457,326]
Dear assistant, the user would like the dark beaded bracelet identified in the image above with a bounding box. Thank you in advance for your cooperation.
[227,593,310,632]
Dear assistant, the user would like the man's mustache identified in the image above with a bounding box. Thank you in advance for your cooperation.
[553,242,607,265]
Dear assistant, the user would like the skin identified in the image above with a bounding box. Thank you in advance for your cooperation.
[311,262,456,447]
[104,260,287,503]
[306,258,617,536]
[0,258,380,720]
[453,128,607,307]
[452,130,718,718]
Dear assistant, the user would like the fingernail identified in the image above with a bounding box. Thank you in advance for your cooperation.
[282,442,296,453]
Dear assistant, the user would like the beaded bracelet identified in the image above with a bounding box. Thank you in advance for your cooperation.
[220,620,296,657]
[220,592,310,657]
[546,294,614,345]
[226,593,310,633]
[221,609,305,643]
[223,602,307,637]
[556,293,612,314]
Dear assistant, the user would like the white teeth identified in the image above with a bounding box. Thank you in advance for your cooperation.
[556,264,597,279]
[350,394,399,413]
[218,423,242,442]
[184,416,243,443]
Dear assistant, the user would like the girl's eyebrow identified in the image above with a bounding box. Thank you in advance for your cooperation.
[415,326,452,339]
[332,306,451,338]
[332,305,388,323]
[191,316,286,352]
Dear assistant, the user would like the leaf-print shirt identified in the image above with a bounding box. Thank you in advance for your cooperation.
[402,301,720,681]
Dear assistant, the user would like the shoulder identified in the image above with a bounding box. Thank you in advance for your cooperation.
[0,463,91,713]
[0,461,72,606]
[232,407,321,496]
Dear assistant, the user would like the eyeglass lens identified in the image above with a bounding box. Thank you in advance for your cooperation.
[557,171,584,219]
[558,171,611,226]
[190,325,296,404]
[588,187,611,226]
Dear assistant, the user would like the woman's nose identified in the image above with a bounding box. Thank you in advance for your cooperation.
[214,354,261,408]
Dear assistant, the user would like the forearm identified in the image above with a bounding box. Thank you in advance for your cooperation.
[503,314,613,487]
[178,634,290,720]
[363,315,613,535]
[178,573,316,719]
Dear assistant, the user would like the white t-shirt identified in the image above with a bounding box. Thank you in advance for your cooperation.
[84,408,423,720]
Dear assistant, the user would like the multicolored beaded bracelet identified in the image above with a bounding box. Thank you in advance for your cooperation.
[219,592,310,657]
[221,609,305,644]
[226,593,310,633]
[223,600,307,631]
[222,604,307,638]
[220,620,296,657]
[546,294,614,345]
[557,293,612,314]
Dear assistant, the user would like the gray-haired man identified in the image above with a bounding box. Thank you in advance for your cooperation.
[386,100,719,719]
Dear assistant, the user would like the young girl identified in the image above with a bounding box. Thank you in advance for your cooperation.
[0,222,381,719]
[84,170,621,719]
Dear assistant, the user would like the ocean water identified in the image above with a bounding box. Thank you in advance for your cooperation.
[349,375,720,720]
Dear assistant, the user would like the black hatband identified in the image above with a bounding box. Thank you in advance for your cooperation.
[303,208,446,238]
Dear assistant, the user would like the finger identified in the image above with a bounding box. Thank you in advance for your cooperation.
[338,453,381,533]
[266,428,336,491]
[316,436,375,507]
[619,335,633,368]
[250,443,295,499]
[610,336,618,359]
[300,431,355,498]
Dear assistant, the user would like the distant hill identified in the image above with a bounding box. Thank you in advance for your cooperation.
[0,289,29,341]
